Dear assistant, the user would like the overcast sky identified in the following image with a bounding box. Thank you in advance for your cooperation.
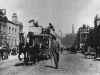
[0,0,100,35]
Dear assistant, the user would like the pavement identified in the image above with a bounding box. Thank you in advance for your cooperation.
[0,54,18,65]
[8,55,18,60]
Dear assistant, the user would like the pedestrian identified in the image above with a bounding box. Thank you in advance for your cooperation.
[51,39,60,69]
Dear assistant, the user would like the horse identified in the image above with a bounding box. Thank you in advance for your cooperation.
[18,33,27,61]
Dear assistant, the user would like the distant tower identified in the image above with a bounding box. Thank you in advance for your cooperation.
[12,13,18,23]
[72,24,75,34]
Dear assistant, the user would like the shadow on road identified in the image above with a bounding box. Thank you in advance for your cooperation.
[44,65,56,69]
[14,62,35,66]
[43,65,65,71]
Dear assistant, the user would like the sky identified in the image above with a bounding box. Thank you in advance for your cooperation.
[0,0,100,35]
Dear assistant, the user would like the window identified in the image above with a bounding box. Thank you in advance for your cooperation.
[15,28,16,33]
[0,23,1,33]
[9,27,11,33]
[12,27,14,32]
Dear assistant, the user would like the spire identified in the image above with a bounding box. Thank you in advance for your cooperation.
[72,24,75,34]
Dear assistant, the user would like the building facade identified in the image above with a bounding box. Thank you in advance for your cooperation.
[75,14,100,51]
[76,24,90,49]
[6,13,23,49]
[0,9,8,46]
[0,9,23,49]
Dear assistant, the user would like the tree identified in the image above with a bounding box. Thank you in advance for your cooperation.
[62,34,76,48]
[86,25,100,48]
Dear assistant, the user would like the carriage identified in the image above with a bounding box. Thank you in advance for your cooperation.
[26,32,53,61]
[18,30,60,68]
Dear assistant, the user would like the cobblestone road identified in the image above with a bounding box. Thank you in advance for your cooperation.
[0,51,100,75]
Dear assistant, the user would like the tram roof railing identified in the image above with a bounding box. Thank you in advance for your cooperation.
[32,33,53,38]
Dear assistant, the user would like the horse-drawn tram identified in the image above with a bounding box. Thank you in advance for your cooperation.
[18,27,60,69]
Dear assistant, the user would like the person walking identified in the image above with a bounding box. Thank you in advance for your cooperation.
[50,38,60,69]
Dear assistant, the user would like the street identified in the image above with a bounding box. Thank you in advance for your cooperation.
[0,51,100,75]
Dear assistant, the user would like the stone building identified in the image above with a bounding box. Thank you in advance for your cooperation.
[0,9,8,46]
[74,14,100,51]
[0,9,23,49]
[76,24,90,49]
[6,13,23,49]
